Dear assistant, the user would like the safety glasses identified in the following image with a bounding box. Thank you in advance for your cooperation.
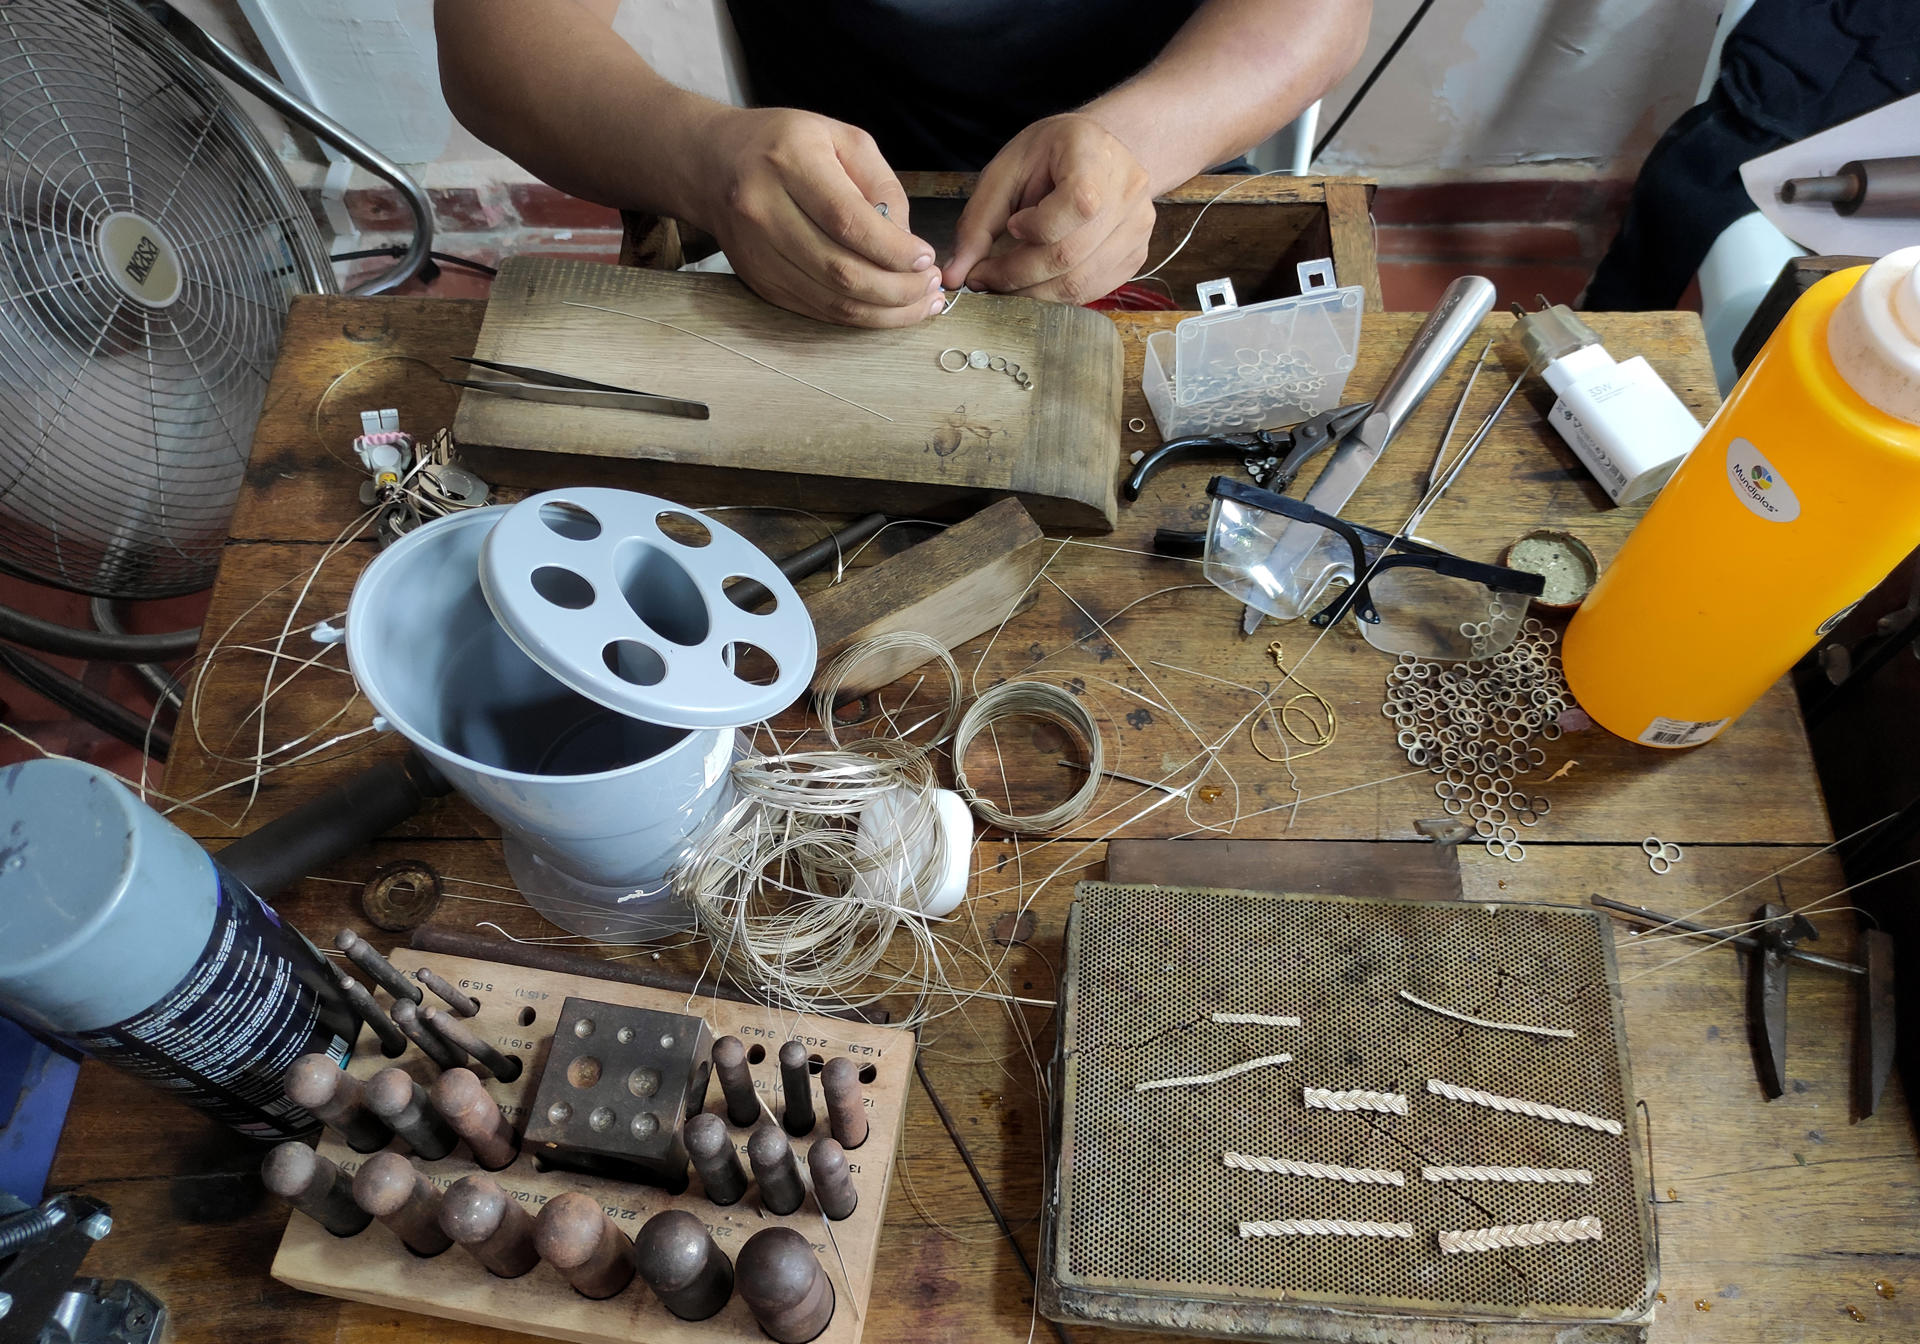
[1203,477,1546,660]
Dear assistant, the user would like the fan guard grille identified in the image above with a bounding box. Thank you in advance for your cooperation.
[0,0,333,599]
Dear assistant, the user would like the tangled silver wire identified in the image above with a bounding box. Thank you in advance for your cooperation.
[673,739,958,1023]
[1382,615,1572,863]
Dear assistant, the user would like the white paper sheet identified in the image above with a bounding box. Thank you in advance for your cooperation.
[1741,93,1920,257]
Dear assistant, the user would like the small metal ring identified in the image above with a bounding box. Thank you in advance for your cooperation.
[1475,818,1497,838]
[1496,824,1519,843]
[1504,840,1526,863]
[939,348,970,373]
[988,355,1009,372]
[1641,837,1664,857]
[968,349,990,369]
[1517,810,1539,828]
[1443,797,1465,816]
[1127,416,1147,433]
[1532,796,1551,815]
[1661,842,1683,863]
[1650,854,1672,875]
[1486,836,1510,858]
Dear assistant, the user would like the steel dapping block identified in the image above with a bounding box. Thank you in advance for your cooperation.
[416,966,480,1016]
[808,1137,858,1221]
[821,1056,868,1149]
[524,996,713,1190]
[534,1191,635,1299]
[392,998,464,1071]
[636,1209,734,1321]
[335,972,407,1057]
[333,928,422,1004]
[364,1067,457,1160]
[284,1054,392,1153]
[713,1034,759,1127]
[747,1118,806,1216]
[351,1151,453,1256]
[430,1067,519,1170]
[738,1226,836,1344]
[779,1040,815,1136]
[261,1142,371,1237]
[440,1174,539,1278]
[421,1005,522,1082]
[685,1111,748,1206]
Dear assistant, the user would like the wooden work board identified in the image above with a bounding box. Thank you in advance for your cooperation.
[271,951,914,1344]
[452,258,1123,529]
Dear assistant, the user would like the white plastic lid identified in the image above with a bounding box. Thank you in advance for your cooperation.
[478,488,817,729]
[1827,245,1920,427]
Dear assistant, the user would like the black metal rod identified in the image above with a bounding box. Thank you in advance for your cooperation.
[0,643,171,756]
[727,512,889,612]
[1590,894,1862,975]
[0,599,200,661]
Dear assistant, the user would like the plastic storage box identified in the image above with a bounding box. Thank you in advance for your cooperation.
[1142,260,1365,438]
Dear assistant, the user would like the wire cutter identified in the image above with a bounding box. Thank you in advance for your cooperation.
[1121,401,1372,502]
[444,356,710,420]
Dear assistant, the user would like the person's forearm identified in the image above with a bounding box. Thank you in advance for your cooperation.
[434,0,724,222]
[1080,0,1372,194]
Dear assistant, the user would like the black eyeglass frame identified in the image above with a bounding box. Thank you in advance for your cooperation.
[1206,476,1545,627]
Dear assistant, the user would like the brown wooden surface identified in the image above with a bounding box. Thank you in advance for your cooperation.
[808,497,1047,694]
[897,172,1381,309]
[1106,838,1462,901]
[273,951,910,1344]
[453,258,1123,529]
[48,293,1920,1344]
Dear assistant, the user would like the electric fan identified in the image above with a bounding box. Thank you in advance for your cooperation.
[0,0,429,612]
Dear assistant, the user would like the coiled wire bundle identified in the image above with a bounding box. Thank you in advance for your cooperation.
[672,740,958,1022]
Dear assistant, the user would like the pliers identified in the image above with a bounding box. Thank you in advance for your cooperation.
[1121,401,1373,503]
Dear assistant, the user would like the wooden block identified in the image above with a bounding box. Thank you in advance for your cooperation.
[272,951,912,1344]
[806,497,1046,695]
[452,258,1122,530]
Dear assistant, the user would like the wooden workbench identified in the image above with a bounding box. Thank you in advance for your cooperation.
[47,296,1920,1344]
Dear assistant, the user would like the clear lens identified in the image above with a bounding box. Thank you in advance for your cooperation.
[1203,494,1353,620]
[1360,567,1529,660]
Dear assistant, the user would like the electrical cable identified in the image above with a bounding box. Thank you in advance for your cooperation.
[91,598,184,711]
[0,600,201,662]
[0,643,173,758]
[1312,0,1442,161]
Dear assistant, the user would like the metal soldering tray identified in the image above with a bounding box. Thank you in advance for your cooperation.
[1040,883,1657,1342]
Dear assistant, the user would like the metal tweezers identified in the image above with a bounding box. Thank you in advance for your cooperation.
[445,356,710,420]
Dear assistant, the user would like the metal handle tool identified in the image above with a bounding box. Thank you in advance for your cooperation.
[446,357,710,420]
[1240,275,1497,632]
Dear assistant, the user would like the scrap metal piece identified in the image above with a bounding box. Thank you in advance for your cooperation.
[685,1112,748,1207]
[714,1035,760,1127]
[429,1067,519,1170]
[440,1174,539,1278]
[284,1054,392,1153]
[747,1119,806,1216]
[360,859,444,931]
[524,996,712,1190]
[261,1142,372,1237]
[333,929,422,1004]
[821,1056,868,1149]
[364,1067,457,1160]
[416,967,480,1017]
[393,998,464,1071]
[636,1209,735,1321]
[535,1192,635,1299]
[421,1006,522,1082]
[1750,900,1812,1100]
[334,972,407,1057]
[351,1152,453,1256]
[738,1226,836,1344]
[779,1041,816,1137]
[807,1138,859,1220]
[1858,928,1898,1119]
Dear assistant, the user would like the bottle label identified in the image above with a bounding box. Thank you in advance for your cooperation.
[1725,438,1800,522]
[1637,715,1730,748]
[68,869,354,1140]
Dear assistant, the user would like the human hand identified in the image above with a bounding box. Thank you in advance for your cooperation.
[690,107,944,327]
[943,114,1155,305]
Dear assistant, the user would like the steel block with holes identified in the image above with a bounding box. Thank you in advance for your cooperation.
[523,997,713,1190]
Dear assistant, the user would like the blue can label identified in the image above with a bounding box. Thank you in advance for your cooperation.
[69,868,355,1140]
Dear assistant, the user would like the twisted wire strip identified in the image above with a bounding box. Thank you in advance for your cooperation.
[1136,1054,1291,1092]
[1303,1087,1409,1115]
[1224,1153,1404,1185]
[1438,1217,1603,1254]
[1426,1080,1623,1135]
[1397,989,1576,1040]
[1422,1166,1593,1185]
[1239,1219,1414,1240]
[1213,1013,1302,1027]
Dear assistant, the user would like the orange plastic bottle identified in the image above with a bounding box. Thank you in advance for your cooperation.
[1563,246,1920,748]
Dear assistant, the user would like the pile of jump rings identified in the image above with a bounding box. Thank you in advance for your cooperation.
[937,346,1035,392]
[1382,616,1573,863]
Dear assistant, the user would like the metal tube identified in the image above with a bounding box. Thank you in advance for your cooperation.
[685,1112,748,1206]
[393,999,465,1071]
[713,1036,760,1127]
[1589,895,1863,975]
[334,930,423,1005]
[365,1067,457,1160]
[421,1006,522,1082]
[334,974,407,1058]
[747,1119,805,1216]
[352,1152,453,1256]
[821,1057,868,1149]
[779,1041,816,1137]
